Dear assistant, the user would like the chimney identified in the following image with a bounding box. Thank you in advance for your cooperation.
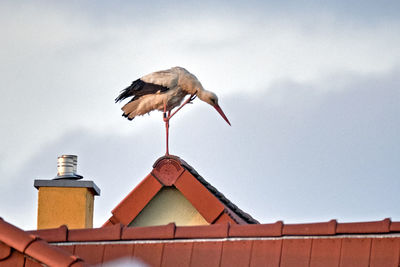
[34,155,100,229]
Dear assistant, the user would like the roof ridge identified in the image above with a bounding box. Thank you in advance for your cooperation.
[0,217,84,266]
[177,156,259,224]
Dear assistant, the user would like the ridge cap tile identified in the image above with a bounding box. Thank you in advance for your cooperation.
[27,225,68,242]
[0,218,84,266]
[336,218,391,234]
[175,223,230,239]
[0,241,12,260]
[68,223,123,242]
[0,218,36,253]
[122,223,176,240]
[229,221,283,237]
[25,239,77,267]
[178,158,259,224]
[389,221,400,232]
[283,220,337,236]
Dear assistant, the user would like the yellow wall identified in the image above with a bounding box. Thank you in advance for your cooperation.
[37,187,94,229]
[129,187,208,227]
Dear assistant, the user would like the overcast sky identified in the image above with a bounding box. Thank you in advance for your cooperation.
[1,0,399,230]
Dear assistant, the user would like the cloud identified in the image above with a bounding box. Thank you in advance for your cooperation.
[3,69,399,229]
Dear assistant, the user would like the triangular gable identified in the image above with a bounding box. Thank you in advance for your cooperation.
[103,156,258,227]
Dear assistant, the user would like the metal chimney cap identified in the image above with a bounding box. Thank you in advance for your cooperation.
[54,154,83,180]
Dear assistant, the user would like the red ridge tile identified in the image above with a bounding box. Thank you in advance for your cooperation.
[214,213,235,224]
[68,224,122,242]
[69,261,88,267]
[122,223,175,240]
[337,218,391,234]
[110,174,163,225]
[222,208,248,224]
[25,239,77,267]
[0,242,12,260]
[27,225,68,242]
[283,220,337,236]
[250,240,282,267]
[0,250,25,266]
[229,221,283,237]
[161,242,193,267]
[175,170,225,223]
[152,157,185,186]
[102,219,114,227]
[0,218,36,253]
[25,258,43,267]
[390,222,400,232]
[175,223,229,239]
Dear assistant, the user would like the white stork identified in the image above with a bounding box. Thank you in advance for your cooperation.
[115,66,231,155]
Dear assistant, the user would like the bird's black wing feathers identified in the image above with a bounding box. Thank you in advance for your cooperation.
[115,79,170,103]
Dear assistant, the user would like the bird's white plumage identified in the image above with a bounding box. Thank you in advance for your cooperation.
[116,66,230,126]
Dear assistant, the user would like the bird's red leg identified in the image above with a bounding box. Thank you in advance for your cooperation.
[167,93,197,120]
[163,102,170,155]
[163,93,196,156]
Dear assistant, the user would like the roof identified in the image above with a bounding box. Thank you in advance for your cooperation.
[0,217,84,267]
[27,218,400,266]
[103,155,258,227]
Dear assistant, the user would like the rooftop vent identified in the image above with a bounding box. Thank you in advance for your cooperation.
[55,155,82,180]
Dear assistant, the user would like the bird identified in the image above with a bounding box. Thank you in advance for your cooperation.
[115,66,231,155]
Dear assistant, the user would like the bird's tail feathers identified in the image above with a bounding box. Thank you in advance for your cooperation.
[122,101,140,121]
[115,79,143,103]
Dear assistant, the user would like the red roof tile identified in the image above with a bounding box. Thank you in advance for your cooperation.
[133,243,164,266]
[220,240,253,267]
[68,223,122,242]
[280,239,312,267]
[104,156,258,227]
[102,243,134,264]
[250,240,282,267]
[122,223,175,240]
[339,238,372,267]
[26,225,68,242]
[0,217,84,267]
[107,173,163,226]
[190,241,222,267]
[175,223,229,239]
[1,250,25,267]
[161,242,193,267]
[336,218,390,234]
[282,220,337,236]
[74,244,104,265]
[369,238,400,267]
[230,221,283,237]
[152,155,185,186]
[0,241,12,260]
[175,170,225,223]
[309,239,341,267]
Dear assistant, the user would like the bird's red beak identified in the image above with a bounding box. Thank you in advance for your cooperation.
[214,104,231,126]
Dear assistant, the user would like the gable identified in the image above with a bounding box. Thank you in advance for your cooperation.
[103,156,258,227]
[129,187,208,227]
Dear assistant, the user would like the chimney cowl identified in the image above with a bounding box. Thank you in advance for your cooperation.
[54,155,83,180]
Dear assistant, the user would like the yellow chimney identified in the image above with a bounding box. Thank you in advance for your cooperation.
[34,155,100,229]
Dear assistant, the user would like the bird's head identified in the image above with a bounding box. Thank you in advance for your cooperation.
[197,90,231,126]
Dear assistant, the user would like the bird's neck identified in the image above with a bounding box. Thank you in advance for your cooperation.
[196,88,208,101]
